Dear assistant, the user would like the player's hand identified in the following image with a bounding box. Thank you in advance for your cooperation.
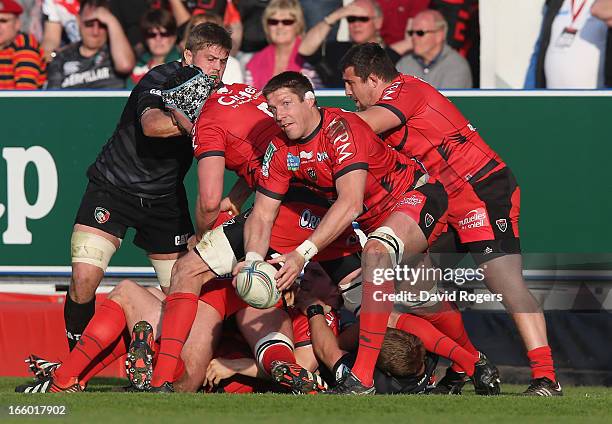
[187,234,200,250]
[231,260,247,288]
[269,250,305,291]
[204,358,237,387]
[219,196,240,216]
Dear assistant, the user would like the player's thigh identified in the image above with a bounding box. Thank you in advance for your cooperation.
[107,280,164,336]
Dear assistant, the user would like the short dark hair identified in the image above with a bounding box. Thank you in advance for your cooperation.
[377,328,426,377]
[185,23,232,53]
[79,0,110,14]
[141,8,177,37]
[340,42,399,82]
[262,71,314,101]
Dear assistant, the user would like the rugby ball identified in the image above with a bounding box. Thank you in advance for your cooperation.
[235,260,281,309]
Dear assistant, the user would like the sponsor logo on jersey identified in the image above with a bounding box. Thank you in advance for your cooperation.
[398,194,423,207]
[261,142,277,178]
[150,88,162,97]
[495,218,507,232]
[174,233,191,246]
[317,152,329,162]
[306,168,317,181]
[287,153,300,171]
[299,209,321,230]
[381,81,402,101]
[326,118,354,164]
[94,207,110,224]
[459,208,488,230]
[299,151,313,160]
[483,246,493,255]
[425,213,434,228]
[217,85,260,107]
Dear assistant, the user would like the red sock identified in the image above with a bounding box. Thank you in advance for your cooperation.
[395,313,478,376]
[55,299,126,385]
[418,303,479,366]
[352,280,393,387]
[527,346,556,381]
[256,340,295,375]
[152,340,186,381]
[80,331,129,384]
[151,292,198,386]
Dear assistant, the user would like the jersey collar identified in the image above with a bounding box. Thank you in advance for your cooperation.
[298,108,324,144]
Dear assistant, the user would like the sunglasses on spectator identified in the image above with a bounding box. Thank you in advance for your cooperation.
[407,29,439,37]
[267,18,296,26]
[146,30,173,39]
[347,16,371,23]
[83,19,108,29]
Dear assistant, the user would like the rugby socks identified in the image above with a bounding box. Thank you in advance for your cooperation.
[151,292,198,386]
[421,305,479,356]
[80,331,129,384]
[352,280,393,387]
[64,295,96,351]
[527,346,557,382]
[55,299,126,385]
[395,313,478,376]
[255,336,296,375]
[152,340,186,382]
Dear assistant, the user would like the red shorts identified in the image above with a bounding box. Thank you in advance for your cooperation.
[448,166,520,244]
[368,179,448,246]
[271,201,361,261]
[198,278,248,319]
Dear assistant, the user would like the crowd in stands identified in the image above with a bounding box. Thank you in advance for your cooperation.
[0,0,610,90]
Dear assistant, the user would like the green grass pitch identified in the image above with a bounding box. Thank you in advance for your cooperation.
[1,378,610,424]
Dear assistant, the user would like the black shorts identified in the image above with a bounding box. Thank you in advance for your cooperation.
[75,179,194,254]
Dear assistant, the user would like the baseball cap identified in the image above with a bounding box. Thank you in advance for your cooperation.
[0,0,24,15]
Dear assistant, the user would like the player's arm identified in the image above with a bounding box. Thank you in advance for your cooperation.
[195,156,226,237]
[243,191,282,260]
[308,312,345,371]
[355,106,404,135]
[222,177,252,215]
[272,170,366,290]
[140,108,184,138]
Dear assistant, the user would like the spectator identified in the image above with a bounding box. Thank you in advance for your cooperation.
[179,13,243,84]
[396,9,472,88]
[41,0,81,62]
[235,0,270,55]
[18,0,43,43]
[376,0,429,45]
[591,0,612,87]
[526,0,608,88]
[0,0,46,89]
[298,0,400,87]
[245,0,320,89]
[430,0,479,86]
[299,0,342,40]
[47,0,135,89]
[127,8,179,89]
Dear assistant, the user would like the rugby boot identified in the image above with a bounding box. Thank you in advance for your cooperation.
[126,321,155,390]
[523,377,563,396]
[324,371,375,395]
[271,361,327,394]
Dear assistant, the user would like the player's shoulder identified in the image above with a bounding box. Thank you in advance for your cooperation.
[137,61,182,88]
[322,107,372,134]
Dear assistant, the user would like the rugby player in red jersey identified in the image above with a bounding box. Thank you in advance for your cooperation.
[339,43,561,396]
[147,67,362,391]
[239,71,501,395]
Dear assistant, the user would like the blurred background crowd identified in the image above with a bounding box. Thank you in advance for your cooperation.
[1,0,610,91]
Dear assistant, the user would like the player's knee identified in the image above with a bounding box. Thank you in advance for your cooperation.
[167,253,202,294]
[107,279,138,304]
[365,226,405,268]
